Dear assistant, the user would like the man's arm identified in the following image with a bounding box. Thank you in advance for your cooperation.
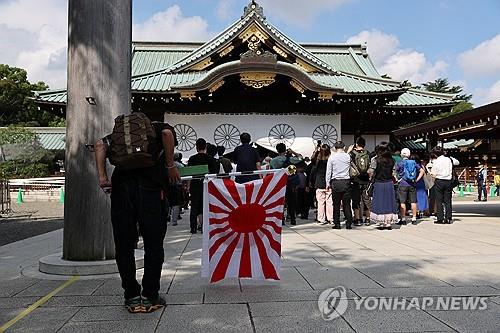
[94,139,111,192]
[325,157,333,189]
[161,128,180,184]
[416,166,425,183]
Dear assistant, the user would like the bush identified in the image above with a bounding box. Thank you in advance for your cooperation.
[0,161,50,179]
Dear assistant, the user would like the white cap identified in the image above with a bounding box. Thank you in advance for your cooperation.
[401,148,411,158]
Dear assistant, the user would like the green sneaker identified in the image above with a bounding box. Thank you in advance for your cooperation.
[124,296,143,314]
[141,295,166,313]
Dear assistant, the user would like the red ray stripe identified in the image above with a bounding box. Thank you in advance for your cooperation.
[245,182,255,205]
[209,217,229,225]
[266,211,284,220]
[222,179,243,207]
[258,228,281,256]
[254,173,273,204]
[264,197,285,210]
[252,232,279,280]
[209,231,235,259]
[209,224,231,238]
[264,221,282,234]
[208,182,236,211]
[209,204,230,214]
[211,234,241,283]
[239,233,252,278]
[261,173,288,206]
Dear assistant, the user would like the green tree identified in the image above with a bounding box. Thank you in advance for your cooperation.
[422,78,473,116]
[0,64,65,126]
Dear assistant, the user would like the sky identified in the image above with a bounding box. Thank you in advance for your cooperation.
[1,0,499,106]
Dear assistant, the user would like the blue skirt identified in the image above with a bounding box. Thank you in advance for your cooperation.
[416,179,429,211]
[372,181,397,215]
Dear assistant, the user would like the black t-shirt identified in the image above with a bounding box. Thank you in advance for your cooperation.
[109,122,177,190]
[374,157,395,182]
[233,143,260,183]
[187,153,218,194]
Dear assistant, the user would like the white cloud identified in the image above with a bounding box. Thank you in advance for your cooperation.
[346,29,448,84]
[133,5,212,42]
[216,0,236,21]
[474,80,500,106]
[458,34,500,77]
[0,0,67,88]
[257,0,347,26]
[0,2,213,89]
[346,30,399,67]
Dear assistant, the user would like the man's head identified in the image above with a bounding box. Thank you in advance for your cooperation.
[217,146,225,157]
[240,132,251,144]
[207,143,217,157]
[174,152,182,162]
[334,141,346,151]
[196,138,207,152]
[355,137,366,148]
[430,146,444,157]
[276,143,287,154]
[401,148,411,159]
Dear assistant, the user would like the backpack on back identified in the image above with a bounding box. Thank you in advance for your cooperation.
[108,112,157,170]
[353,149,370,174]
[402,159,418,182]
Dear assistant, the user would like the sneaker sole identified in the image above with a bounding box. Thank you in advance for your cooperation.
[141,304,165,313]
[126,305,144,314]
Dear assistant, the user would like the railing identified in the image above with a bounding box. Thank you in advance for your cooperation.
[9,177,65,192]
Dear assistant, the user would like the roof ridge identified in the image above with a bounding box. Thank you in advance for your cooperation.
[407,88,455,99]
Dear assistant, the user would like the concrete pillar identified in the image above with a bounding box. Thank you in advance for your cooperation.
[63,0,132,260]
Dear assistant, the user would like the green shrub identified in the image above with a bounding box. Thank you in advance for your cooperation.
[0,161,50,179]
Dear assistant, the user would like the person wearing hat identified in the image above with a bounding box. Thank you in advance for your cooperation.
[395,148,425,225]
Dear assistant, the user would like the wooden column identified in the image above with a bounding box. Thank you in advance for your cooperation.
[63,0,132,260]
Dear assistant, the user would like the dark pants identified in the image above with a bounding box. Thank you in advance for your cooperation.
[331,179,353,226]
[190,191,203,231]
[434,179,453,221]
[478,181,487,201]
[111,178,167,300]
[285,186,297,223]
[296,188,309,218]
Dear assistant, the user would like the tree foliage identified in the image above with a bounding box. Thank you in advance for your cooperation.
[422,78,472,102]
[0,64,65,126]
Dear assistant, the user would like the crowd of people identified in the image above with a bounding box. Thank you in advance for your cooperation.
[170,133,463,232]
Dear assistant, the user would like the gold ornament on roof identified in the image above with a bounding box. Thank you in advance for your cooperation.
[209,80,225,94]
[290,80,305,94]
[240,72,276,89]
[295,59,317,73]
[239,23,268,51]
[180,91,196,99]
[318,92,334,100]
[273,45,288,58]
[188,57,213,71]
[219,45,235,58]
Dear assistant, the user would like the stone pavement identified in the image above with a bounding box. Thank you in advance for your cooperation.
[0,202,499,332]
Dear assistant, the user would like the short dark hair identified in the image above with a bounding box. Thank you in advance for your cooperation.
[196,138,207,151]
[207,143,217,157]
[431,146,444,157]
[276,143,287,154]
[356,137,366,148]
[217,145,225,156]
[334,141,345,150]
[240,132,251,144]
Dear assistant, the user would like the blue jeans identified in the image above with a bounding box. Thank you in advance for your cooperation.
[111,177,167,300]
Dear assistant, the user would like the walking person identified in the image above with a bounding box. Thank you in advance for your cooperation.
[348,137,371,226]
[270,143,302,225]
[325,141,353,229]
[313,144,333,225]
[369,143,398,229]
[429,146,459,224]
[187,138,218,234]
[94,114,179,313]
[475,164,488,202]
[414,155,430,218]
[495,170,500,196]
[395,148,425,225]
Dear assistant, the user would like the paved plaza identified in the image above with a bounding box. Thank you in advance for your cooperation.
[1,201,500,332]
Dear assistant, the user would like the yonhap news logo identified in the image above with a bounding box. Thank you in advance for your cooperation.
[318,286,488,321]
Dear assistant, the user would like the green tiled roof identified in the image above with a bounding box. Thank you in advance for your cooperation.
[131,71,207,92]
[388,89,455,108]
[310,73,402,94]
[132,45,195,76]
[38,132,65,150]
[33,89,67,104]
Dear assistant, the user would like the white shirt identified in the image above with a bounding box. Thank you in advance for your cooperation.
[430,155,459,180]
[325,151,351,184]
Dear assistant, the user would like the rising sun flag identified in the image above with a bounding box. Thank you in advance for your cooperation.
[202,169,288,283]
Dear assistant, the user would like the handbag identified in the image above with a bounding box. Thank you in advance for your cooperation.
[423,168,435,190]
[449,157,460,188]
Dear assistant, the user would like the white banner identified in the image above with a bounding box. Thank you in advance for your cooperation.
[164,113,341,156]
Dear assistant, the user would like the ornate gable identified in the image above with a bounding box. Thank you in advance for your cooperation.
[167,1,335,75]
